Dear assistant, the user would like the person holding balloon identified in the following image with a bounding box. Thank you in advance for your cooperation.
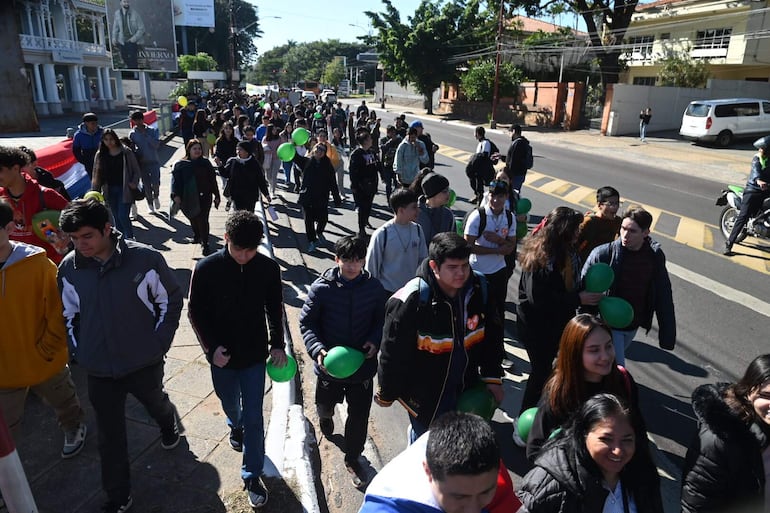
[299,235,385,488]
[523,314,650,463]
[517,393,663,513]
[581,206,676,365]
[576,186,622,263]
[515,207,604,446]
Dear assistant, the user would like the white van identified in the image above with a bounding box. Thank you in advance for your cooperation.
[679,98,770,147]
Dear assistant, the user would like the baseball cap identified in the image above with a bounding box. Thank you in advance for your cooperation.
[409,120,423,129]
[488,180,510,196]
[82,112,98,122]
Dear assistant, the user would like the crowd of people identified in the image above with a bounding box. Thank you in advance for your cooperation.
[0,89,769,513]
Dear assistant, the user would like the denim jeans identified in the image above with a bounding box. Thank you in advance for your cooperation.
[612,328,638,365]
[640,121,648,141]
[511,174,526,193]
[210,363,266,481]
[107,185,134,239]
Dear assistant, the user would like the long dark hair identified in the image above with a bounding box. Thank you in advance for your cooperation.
[520,206,583,272]
[97,128,124,155]
[725,354,770,423]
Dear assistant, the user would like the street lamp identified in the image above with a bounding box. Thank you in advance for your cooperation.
[228,8,282,88]
[490,0,505,129]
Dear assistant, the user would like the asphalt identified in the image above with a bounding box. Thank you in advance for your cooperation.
[0,105,755,513]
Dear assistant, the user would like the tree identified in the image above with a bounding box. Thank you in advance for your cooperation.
[461,60,525,101]
[657,50,710,88]
[322,57,347,89]
[178,53,219,73]
[364,0,491,114]
[250,41,368,87]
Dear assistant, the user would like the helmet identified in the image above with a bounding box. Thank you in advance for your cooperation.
[753,135,770,150]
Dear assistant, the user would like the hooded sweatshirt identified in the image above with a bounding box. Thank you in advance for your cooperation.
[72,123,104,176]
[0,242,68,388]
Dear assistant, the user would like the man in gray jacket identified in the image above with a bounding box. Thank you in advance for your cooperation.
[58,198,183,513]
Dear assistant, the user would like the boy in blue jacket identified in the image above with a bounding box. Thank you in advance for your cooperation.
[300,235,385,489]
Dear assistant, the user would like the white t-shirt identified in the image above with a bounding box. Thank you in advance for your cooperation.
[602,481,637,513]
[464,205,515,275]
[476,139,492,155]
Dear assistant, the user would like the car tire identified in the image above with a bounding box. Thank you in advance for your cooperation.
[716,130,733,147]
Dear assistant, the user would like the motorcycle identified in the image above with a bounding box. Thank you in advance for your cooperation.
[716,185,770,243]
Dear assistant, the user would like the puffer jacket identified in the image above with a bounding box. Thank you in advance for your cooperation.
[681,383,768,512]
[72,123,103,175]
[300,267,385,383]
[377,258,504,428]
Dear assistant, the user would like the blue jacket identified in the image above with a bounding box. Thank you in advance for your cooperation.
[581,237,676,350]
[58,232,183,378]
[300,267,384,383]
[746,153,770,191]
[72,123,103,175]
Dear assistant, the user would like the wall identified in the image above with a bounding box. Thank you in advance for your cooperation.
[374,81,439,111]
[603,79,770,135]
[0,2,39,132]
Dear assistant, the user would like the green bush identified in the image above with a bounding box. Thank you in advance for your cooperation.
[460,60,526,102]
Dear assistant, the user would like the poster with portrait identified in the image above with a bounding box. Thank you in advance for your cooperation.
[105,0,178,72]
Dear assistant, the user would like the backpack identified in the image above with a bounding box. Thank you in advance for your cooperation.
[524,141,533,169]
[414,269,488,307]
[462,207,517,276]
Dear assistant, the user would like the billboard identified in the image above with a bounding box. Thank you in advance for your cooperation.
[105,0,178,72]
[173,0,215,27]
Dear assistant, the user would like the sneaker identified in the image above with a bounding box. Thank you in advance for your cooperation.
[101,496,132,513]
[153,197,161,210]
[130,203,138,220]
[512,418,526,448]
[345,457,369,489]
[317,233,326,244]
[229,427,243,452]
[723,242,734,256]
[245,477,268,508]
[148,204,156,214]
[184,236,200,244]
[307,241,317,252]
[62,422,87,459]
[160,422,180,450]
[319,418,334,438]
[202,244,214,256]
[225,200,232,212]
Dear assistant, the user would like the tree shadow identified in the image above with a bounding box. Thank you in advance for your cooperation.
[627,340,708,378]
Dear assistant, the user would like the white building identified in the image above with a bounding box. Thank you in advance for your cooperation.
[15,0,123,116]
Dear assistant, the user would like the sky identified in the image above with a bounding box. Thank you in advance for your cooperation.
[245,1,424,57]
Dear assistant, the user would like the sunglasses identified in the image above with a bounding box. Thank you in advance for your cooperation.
[488,180,509,189]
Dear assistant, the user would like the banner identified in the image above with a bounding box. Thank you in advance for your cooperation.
[173,0,215,27]
[35,140,91,200]
[105,0,178,72]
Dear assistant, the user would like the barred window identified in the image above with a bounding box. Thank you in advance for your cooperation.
[630,35,654,59]
[694,28,731,50]
[633,76,656,86]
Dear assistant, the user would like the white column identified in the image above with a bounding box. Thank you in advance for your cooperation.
[43,63,62,115]
[91,16,97,45]
[102,67,114,109]
[96,65,108,109]
[25,5,34,35]
[32,64,49,116]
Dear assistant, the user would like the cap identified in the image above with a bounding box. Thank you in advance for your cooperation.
[129,110,144,120]
[82,112,98,122]
[421,172,450,199]
[488,179,510,196]
[409,120,423,128]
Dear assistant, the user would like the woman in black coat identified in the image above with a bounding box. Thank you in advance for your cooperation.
[221,141,270,213]
[295,142,342,252]
[681,354,770,512]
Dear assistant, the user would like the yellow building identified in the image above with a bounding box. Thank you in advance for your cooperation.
[622,0,770,85]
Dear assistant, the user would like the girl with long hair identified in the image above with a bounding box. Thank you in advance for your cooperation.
[171,139,220,255]
[294,142,342,252]
[518,393,663,513]
[682,354,770,512]
[262,123,282,197]
[193,109,213,158]
[514,207,604,446]
[91,128,141,240]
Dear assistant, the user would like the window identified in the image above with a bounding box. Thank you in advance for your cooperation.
[629,35,654,59]
[685,103,710,117]
[692,28,731,57]
[660,33,670,40]
[714,102,759,117]
[763,102,770,114]
[633,76,656,86]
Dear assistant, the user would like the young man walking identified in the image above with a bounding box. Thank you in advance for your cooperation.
[129,110,162,213]
[188,210,288,508]
[300,235,384,488]
[58,198,183,513]
[375,233,504,442]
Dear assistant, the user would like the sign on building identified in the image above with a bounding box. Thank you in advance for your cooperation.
[105,0,178,72]
[173,0,215,28]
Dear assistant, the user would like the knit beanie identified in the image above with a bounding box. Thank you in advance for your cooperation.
[421,172,450,199]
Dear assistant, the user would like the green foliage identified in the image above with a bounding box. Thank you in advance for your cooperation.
[178,53,219,73]
[250,41,368,87]
[322,57,347,88]
[460,60,525,101]
[657,50,710,88]
[364,0,493,114]
[168,81,194,99]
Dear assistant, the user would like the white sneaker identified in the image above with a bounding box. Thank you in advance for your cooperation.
[130,203,138,220]
[512,418,526,448]
[153,197,161,210]
[62,422,87,458]
[148,203,156,214]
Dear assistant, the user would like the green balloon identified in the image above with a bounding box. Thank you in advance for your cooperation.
[456,383,497,420]
[585,263,615,293]
[323,346,365,379]
[455,218,464,235]
[516,222,528,239]
[515,197,532,214]
[314,112,323,119]
[447,188,457,207]
[599,296,634,329]
[277,142,296,162]
[292,127,311,146]
[548,427,562,440]
[266,353,297,383]
[517,407,539,444]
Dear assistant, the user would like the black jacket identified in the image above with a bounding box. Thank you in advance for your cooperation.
[377,259,504,427]
[300,267,385,383]
[222,156,269,204]
[518,440,663,513]
[581,238,676,350]
[504,136,530,177]
[681,383,768,513]
[295,154,341,208]
[188,248,284,369]
[349,147,381,196]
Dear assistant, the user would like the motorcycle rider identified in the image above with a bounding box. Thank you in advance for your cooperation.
[724,136,770,255]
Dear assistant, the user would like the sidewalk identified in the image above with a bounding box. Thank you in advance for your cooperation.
[3,134,311,513]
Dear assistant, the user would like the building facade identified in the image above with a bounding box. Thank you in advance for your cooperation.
[15,0,121,117]
[622,0,770,85]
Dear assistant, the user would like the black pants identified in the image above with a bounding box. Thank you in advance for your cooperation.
[469,174,486,198]
[188,194,212,245]
[304,204,328,243]
[727,188,768,246]
[88,361,176,502]
[316,377,373,460]
[120,42,139,69]
[353,191,375,232]
[485,267,510,328]
[232,196,257,213]
[517,318,560,415]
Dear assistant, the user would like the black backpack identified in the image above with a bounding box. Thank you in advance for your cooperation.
[462,206,517,276]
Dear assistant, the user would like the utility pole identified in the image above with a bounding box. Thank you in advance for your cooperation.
[228,0,237,89]
[490,0,505,129]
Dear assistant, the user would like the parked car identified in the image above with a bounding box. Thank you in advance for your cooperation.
[302,91,317,101]
[679,98,770,147]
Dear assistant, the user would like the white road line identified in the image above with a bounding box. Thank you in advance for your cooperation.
[667,262,770,318]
